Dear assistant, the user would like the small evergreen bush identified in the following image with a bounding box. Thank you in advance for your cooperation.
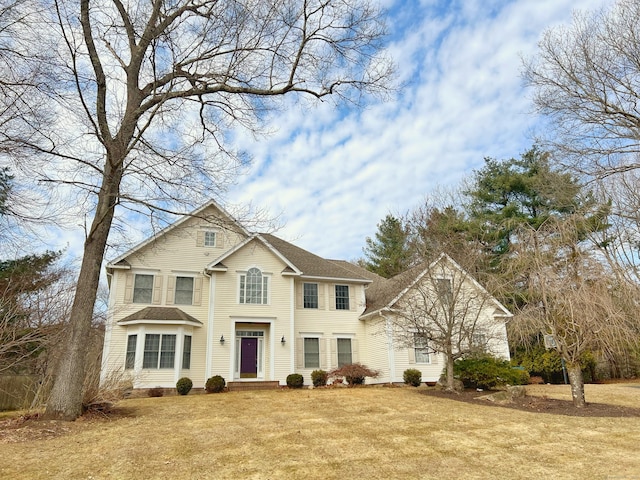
[286,373,304,389]
[329,363,379,386]
[403,368,422,387]
[454,354,529,389]
[205,375,226,393]
[311,369,328,387]
[176,377,193,395]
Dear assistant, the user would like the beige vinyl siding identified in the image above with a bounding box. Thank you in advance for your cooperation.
[361,316,392,383]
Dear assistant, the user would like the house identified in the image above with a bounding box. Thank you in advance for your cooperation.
[100,200,511,389]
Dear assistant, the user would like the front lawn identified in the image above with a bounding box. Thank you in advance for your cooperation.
[1,384,639,479]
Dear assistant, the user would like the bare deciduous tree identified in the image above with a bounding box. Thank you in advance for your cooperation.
[523,0,640,178]
[510,217,635,407]
[388,255,511,391]
[5,0,394,420]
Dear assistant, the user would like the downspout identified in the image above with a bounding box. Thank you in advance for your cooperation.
[381,312,397,384]
[203,269,216,382]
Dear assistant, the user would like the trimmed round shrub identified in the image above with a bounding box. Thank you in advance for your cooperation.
[286,373,304,389]
[205,375,226,393]
[403,368,422,387]
[176,377,193,395]
[311,369,328,387]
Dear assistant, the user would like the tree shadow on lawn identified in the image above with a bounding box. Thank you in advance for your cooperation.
[420,388,640,418]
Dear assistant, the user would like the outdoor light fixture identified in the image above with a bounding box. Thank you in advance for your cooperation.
[220,335,225,345]
[281,335,286,345]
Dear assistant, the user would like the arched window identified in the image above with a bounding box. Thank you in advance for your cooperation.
[240,268,269,304]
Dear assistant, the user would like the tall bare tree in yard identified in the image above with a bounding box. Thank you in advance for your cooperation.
[389,255,511,392]
[510,216,635,408]
[2,0,393,420]
[523,0,640,178]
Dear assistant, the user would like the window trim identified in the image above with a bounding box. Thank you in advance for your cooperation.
[133,274,154,304]
[182,335,192,370]
[303,283,319,309]
[125,334,137,370]
[335,285,350,310]
[142,333,176,369]
[239,267,270,305]
[414,334,431,364]
[303,337,320,368]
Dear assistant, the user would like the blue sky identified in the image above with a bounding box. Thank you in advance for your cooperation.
[220,0,614,261]
[40,0,614,265]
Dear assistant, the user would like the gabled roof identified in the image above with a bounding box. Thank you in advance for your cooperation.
[106,199,249,269]
[360,253,512,319]
[117,307,203,326]
[205,233,373,283]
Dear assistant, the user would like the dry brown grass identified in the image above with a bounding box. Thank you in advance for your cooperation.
[1,384,639,479]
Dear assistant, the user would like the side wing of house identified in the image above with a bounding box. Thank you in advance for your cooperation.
[360,254,512,384]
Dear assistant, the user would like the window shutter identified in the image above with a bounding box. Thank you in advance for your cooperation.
[166,276,176,305]
[193,277,203,306]
[351,339,359,363]
[296,282,303,309]
[295,336,303,369]
[431,352,438,364]
[124,273,134,304]
[329,285,336,311]
[319,338,327,369]
[330,339,337,367]
[196,230,205,247]
[218,233,224,248]
[152,275,163,305]
[408,347,416,364]
[318,284,325,310]
[349,286,356,311]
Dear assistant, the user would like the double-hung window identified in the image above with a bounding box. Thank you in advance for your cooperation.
[142,334,176,369]
[240,268,268,304]
[303,283,319,309]
[175,276,194,305]
[204,231,216,247]
[337,338,352,367]
[414,334,430,364]
[182,335,192,369]
[133,274,154,303]
[335,285,349,310]
[304,338,320,368]
[125,335,137,369]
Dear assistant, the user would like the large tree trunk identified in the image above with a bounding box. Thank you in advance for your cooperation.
[445,351,455,391]
[43,166,121,420]
[566,361,586,408]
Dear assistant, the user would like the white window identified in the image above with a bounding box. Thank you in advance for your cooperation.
[142,334,176,369]
[303,283,318,309]
[239,268,269,304]
[304,338,320,368]
[175,276,194,305]
[125,334,137,369]
[337,338,352,367]
[204,231,216,247]
[182,335,192,369]
[335,285,349,310]
[414,334,430,364]
[133,274,154,304]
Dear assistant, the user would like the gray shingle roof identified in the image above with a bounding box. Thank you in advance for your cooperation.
[118,307,203,325]
[260,234,372,282]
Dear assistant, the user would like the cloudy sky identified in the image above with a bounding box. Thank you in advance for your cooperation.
[210,0,613,262]
[40,0,614,265]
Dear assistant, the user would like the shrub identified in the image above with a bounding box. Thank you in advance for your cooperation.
[329,363,380,386]
[311,369,328,387]
[403,368,422,387]
[454,354,529,390]
[205,375,226,393]
[147,387,164,397]
[286,373,304,389]
[176,377,193,395]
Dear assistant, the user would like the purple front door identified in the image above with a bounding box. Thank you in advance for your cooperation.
[240,338,258,378]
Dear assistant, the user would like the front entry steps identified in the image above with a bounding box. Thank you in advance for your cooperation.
[227,381,280,392]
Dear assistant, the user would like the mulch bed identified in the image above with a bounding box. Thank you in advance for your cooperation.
[420,388,640,417]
